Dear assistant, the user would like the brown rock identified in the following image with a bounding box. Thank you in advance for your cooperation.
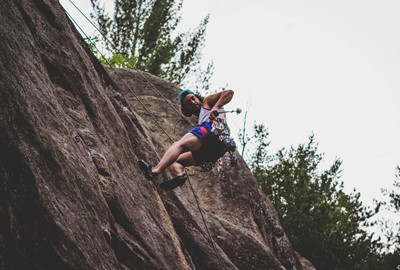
[0,0,315,269]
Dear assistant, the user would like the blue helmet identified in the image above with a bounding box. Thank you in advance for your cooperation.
[178,89,195,103]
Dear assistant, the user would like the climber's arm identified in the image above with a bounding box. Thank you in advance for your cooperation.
[203,89,234,120]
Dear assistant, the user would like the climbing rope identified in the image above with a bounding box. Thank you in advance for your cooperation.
[65,3,225,269]
[65,0,192,128]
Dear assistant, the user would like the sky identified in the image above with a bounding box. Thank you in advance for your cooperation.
[60,0,400,216]
[182,0,400,206]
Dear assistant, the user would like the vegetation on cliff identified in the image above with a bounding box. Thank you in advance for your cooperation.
[243,123,400,270]
[89,0,213,88]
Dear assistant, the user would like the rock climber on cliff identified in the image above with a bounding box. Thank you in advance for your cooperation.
[139,89,236,190]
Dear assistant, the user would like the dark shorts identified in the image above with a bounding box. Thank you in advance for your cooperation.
[188,122,227,166]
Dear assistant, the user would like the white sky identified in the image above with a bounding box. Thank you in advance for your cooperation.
[178,0,400,206]
[60,0,400,212]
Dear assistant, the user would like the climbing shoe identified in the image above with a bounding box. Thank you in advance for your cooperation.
[138,159,156,181]
[159,175,187,190]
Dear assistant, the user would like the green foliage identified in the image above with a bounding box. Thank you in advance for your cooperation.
[85,36,137,68]
[355,251,400,270]
[102,53,137,68]
[249,126,382,270]
[388,166,400,211]
[89,0,213,88]
[378,166,400,252]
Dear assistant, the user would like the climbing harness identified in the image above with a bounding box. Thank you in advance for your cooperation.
[65,2,227,269]
[211,111,240,168]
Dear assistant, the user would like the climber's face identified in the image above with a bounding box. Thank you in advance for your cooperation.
[183,94,201,114]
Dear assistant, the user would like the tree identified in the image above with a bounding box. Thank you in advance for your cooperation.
[375,166,400,256]
[387,166,400,211]
[356,178,400,270]
[90,0,213,89]
[249,126,380,270]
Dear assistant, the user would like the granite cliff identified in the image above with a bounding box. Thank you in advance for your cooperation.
[0,0,315,269]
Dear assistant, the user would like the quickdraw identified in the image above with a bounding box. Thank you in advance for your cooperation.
[212,117,238,167]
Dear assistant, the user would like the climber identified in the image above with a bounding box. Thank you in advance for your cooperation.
[139,89,235,190]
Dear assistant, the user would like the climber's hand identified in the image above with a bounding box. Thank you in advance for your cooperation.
[209,109,219,121]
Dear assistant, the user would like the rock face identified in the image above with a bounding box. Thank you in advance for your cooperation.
[0,1,315,269]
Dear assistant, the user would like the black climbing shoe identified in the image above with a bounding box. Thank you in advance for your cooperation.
[159,175,187,190]
[138,159,156,181]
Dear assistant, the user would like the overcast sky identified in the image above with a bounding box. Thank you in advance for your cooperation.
[180,0,400,207]
[61,0,400,211]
